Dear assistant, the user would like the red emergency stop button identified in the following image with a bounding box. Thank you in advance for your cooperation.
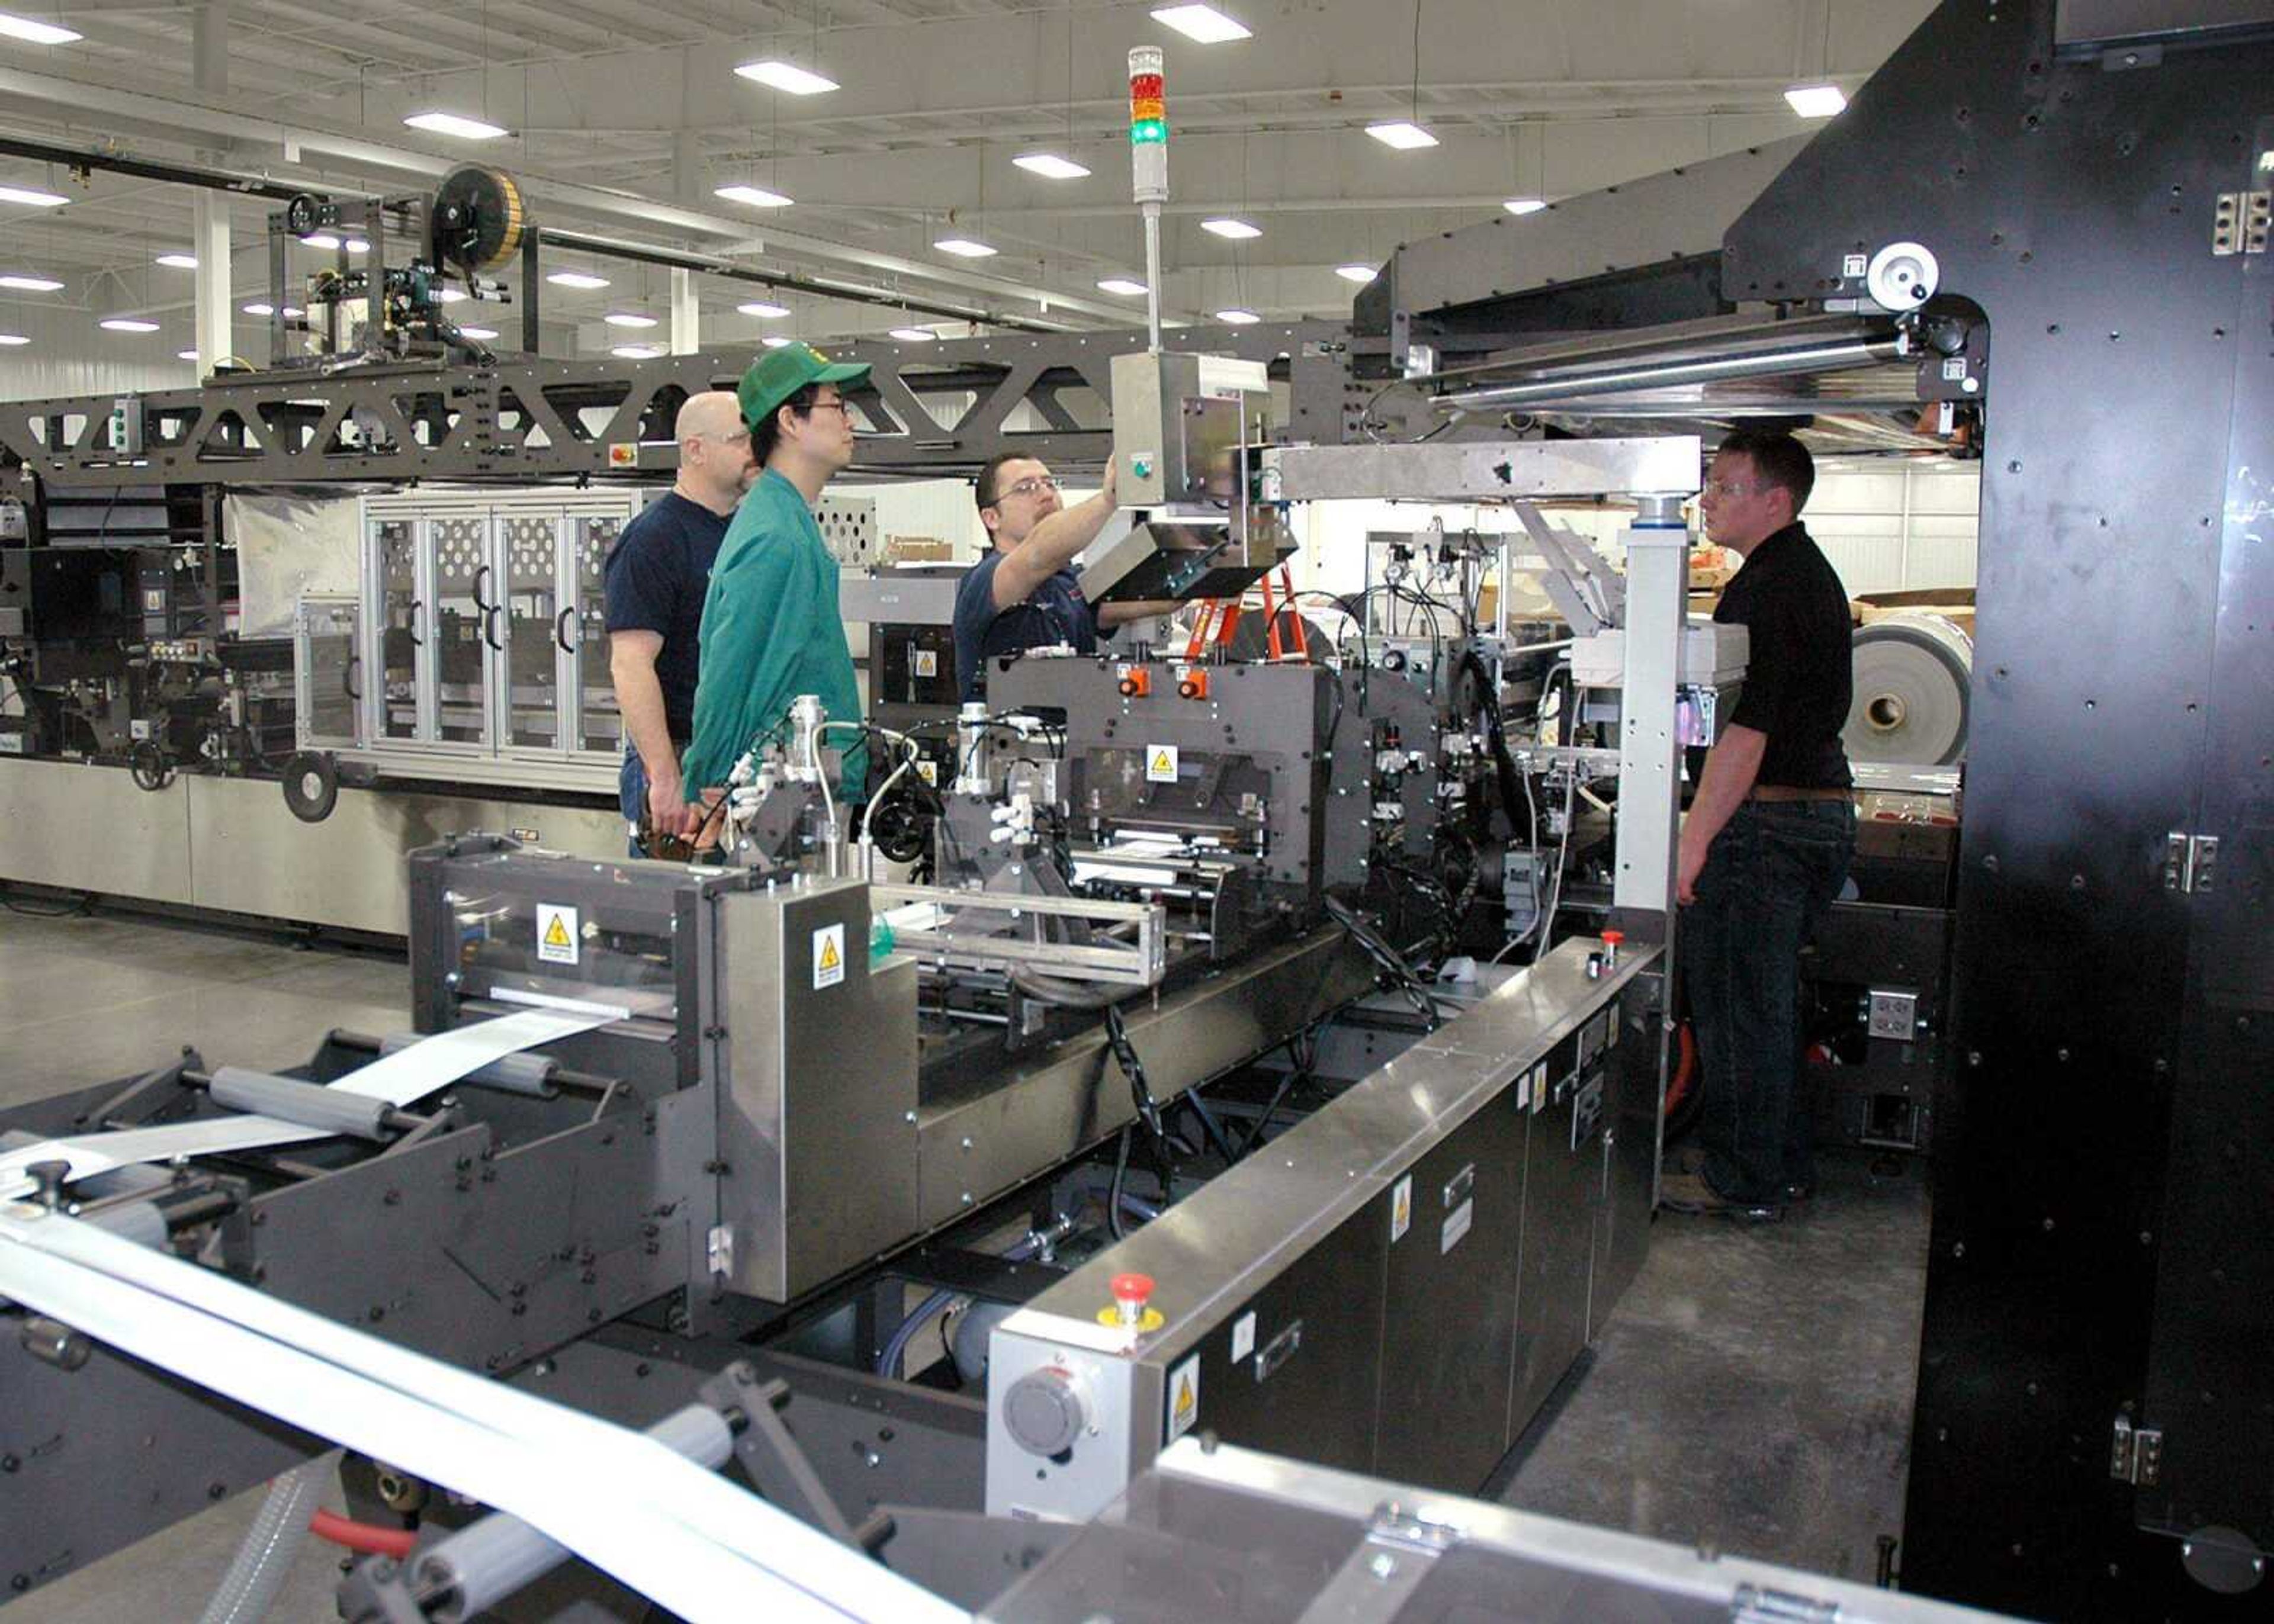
[1602,929,1624,966]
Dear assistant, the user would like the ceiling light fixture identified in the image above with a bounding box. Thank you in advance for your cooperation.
[1151,5,1250,44]
[888,326,938,343]
[432,287,468,303]
[1215,307,1261,324]
[282,306,304,318]
[546,271,611,290]
[1784,84,1848,118]
[155,253,198,269]
[934,237,997,258]
[0,333,28,346]
[458,326,499,340]
[100,317,160,333]
[1334,263,1377,284]
[0,274,65,291]
[1503,197,1546,216]
[603,312,658,328]
[242,302,275,315]
[1096,277,1148,296]
[738,301,792,319]
[177,349,201,361]
[0,184,70,208]
[1201,217,1261,239]
[301,234,372,253]
[714,184,794,209]
[1014,153,1091,180]
[1365,121,1437,150]
[404,111,508,140]
[734,60,839,95]
[0,12,82,45]
[611,344,663,359]
[762,335,794,348]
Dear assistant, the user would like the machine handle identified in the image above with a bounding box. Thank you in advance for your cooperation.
[555,606,577,653]
[342,654,362,702]
[1254,1317,1304,1383]
[471,562,493,615]
[484,603,505,653]
[408,598,424,647]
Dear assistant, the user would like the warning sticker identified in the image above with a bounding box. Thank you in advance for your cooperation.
[913,648,939,678]
[1166,1354,1201,1442]
[1441,1198,1475,1255]
[1231,1310,1257,1365]
[537,903,580,966]
[1390,1174,1413,1243]
[1145,744,1180,783]
[916,759,939,787]
[812,922,846,990]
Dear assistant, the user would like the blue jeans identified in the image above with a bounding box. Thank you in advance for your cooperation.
[618,748,650,858]
[1687,799,1857,1205]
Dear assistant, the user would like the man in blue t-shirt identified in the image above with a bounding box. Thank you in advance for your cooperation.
[603,390,753,853]
[952,454,1178,703]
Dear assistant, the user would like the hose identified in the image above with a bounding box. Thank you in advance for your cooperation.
[873,1229,1049,1376]
[307,1509,417,1561]
[198,1455,330,1624]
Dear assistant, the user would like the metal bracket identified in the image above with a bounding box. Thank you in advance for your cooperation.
[2164,832,2221,893]
[2111,1413,2164,1485]
[1866,989,1921,1042]
[706,1223,734,1278]
[1730,1583,1841,1623]
[2214,191,2270,256]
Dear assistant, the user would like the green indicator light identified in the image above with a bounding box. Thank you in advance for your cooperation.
[1130,118,1168,146]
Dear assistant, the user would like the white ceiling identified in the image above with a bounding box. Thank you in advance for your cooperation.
[0,0,1936,360]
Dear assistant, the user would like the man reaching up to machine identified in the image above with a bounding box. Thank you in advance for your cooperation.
[680,344,873,827]
[1661,429,1857,1221]
[952,454,1180,703]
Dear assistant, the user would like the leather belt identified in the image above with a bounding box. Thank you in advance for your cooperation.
[1748,784,1851,803]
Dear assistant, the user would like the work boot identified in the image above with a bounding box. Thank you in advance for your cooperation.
[1659,1169,1782,1223]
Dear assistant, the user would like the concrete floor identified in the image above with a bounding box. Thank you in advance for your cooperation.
[1,905,1931,1617]
[1497,1145,1931,1587]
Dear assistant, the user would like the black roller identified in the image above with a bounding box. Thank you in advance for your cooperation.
[429,165,527,276]
[282,751,340,824]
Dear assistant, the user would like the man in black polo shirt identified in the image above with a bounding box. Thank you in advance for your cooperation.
[1662,429,1857,1221]
[603,390,753,854]
[952,454,1178,703]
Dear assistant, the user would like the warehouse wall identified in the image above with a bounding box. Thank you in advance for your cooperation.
[0,301,202,400]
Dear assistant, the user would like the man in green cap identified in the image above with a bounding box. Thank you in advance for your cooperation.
[680,343,873,823]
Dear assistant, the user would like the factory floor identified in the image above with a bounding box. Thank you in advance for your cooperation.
[0,906,1931,1618]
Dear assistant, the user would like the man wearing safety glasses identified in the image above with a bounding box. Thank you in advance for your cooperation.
[952,454,1180,703]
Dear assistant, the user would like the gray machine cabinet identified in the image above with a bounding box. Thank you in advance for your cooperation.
[1513,1029,1601,1432]
[1373,1083,1529,1490]
[716,879,920,1304]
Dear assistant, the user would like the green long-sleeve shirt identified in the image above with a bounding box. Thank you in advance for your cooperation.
[682,468,867,798]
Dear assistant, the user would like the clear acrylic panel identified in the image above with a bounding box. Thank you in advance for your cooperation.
[502,513,561,749]
[375,519,420,741]
[298,597,361,747]
[574,516,622,755]
[429,515,492,746]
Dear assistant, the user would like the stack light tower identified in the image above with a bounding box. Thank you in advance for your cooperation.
[1129,46,1168,352]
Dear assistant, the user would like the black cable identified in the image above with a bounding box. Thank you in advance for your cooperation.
[1107,1125,1132,1241]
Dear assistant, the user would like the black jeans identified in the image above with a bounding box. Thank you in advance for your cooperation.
[1687,799,1857,1205]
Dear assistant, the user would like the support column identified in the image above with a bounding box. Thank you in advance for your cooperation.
[670,267,699,355]
[1611,492,1691,926]
[192,0,230,372]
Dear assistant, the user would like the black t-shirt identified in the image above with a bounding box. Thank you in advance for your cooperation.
[602,491,731,740]
[1714,521,1854,789]
[952,551,1107,703]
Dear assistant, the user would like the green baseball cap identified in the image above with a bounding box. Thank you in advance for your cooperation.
[737,341,872,429]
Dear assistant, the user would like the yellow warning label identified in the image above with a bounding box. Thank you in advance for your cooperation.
[536,902,579,966]
[543,915,571,949]
[1174,1372,1196,1421]
[1145,743,1179,783]
[812,922,846,989]
[818,935,840,972]
[1390,1173,1414,1243]
[1165,1352,1200,1441]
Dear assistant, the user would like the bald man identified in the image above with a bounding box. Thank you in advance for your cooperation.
[604,390,756,853]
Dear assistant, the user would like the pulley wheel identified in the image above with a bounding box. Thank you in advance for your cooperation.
[1844,612,1972,766]
[282,751,341,824]
[430,165,527,275]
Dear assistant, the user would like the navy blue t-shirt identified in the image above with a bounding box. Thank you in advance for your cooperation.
[602,491,731,739]
[952,551,1109,702]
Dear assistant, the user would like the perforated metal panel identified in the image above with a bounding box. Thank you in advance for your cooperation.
[815,494,877,567]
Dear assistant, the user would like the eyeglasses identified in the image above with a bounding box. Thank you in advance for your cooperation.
[805,397,853,419]
[1702,478,1761,499]
[997,474,1061,501]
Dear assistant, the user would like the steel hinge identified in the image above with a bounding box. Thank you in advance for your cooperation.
[2214,190,2270,256]
[706,1223,734,1278]
[2111,1414,2164,1485]
[2165,832,2221,893]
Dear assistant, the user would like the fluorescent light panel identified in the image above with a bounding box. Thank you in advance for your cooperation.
[1365,121,1437,150]
[1335,263,1377,284]
[0,334,28,346]
[1013,153,1090,180]
[0,184,69,208]
[734,60,838,95]
[0,274,64,291]
[1503,197,1545,216]
[738,301,792,319]
[300,234,369,253]
[715,184,794,208]
[1201,217,1261,239]
[155,253,197,269]
[1097,277,1148,296]
[547,271,610,290]
[100,317,159,332]
[458,326,499,340]
[1784,83,1847,118]
[1152,5,1250,43]
[603,312,658,328]
[612,344,663,359]
[404,111,508,140]
[888,326,937,342]
[1215,307,1260,324]
[0,11,81,44]
[934,237,997,258]
[177,349,201,361]
[762,335,794,348]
